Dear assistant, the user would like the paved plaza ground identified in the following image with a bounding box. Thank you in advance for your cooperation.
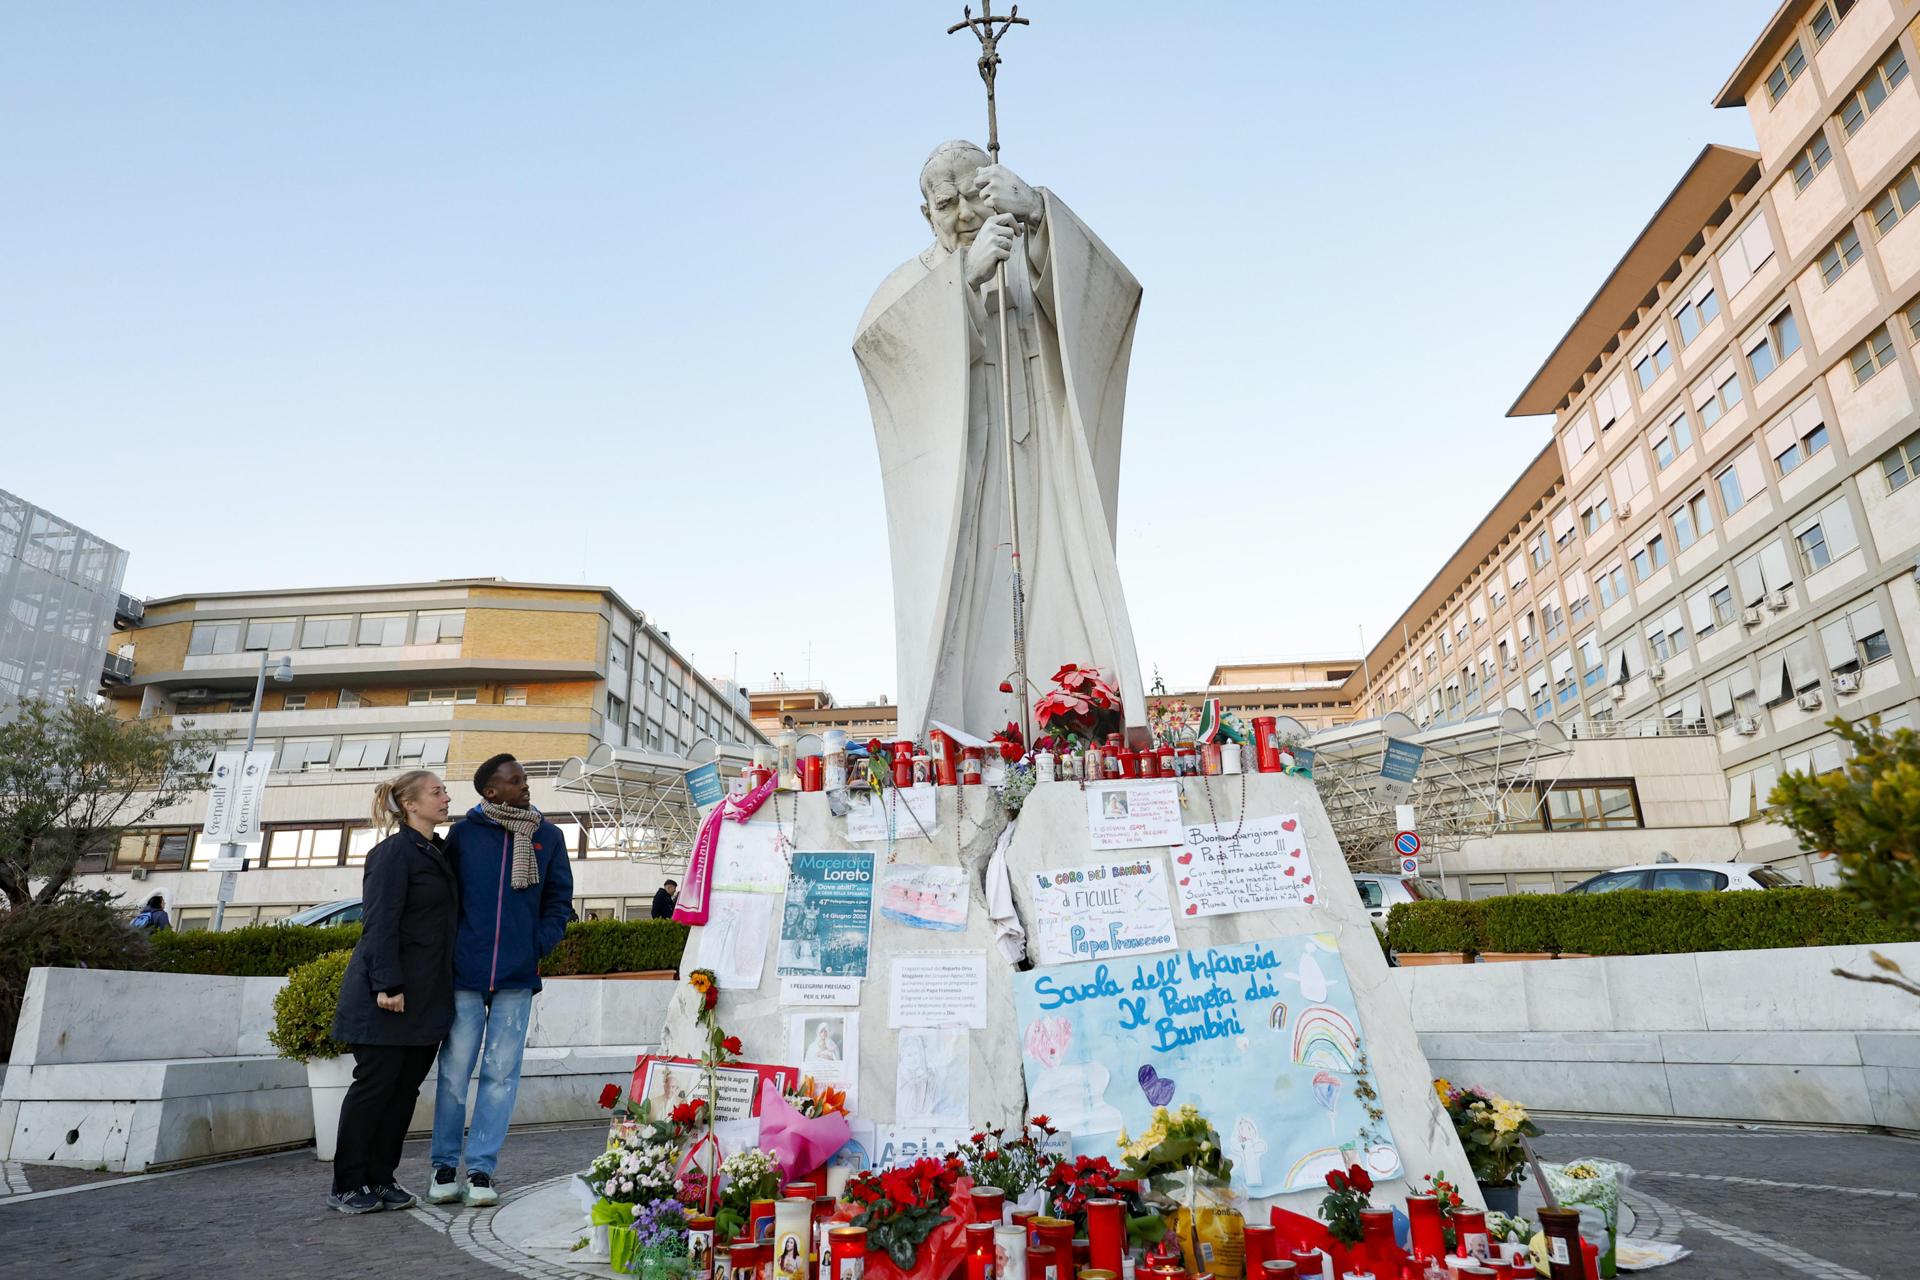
[1,1118,1915,1279]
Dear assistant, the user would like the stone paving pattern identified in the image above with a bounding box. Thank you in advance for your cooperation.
[2,1119,1916,1278]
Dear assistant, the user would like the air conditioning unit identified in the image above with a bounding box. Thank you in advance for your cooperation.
[1611,683,1628,701]
[1736,716,1760,735]
[129,866,149,882]
[1767,590,1790,611]
[1505,660,1518,672]
[1648,663,1666,680]
[1617,501,1632,520]
[1797,690,1824,711]
[1743,608,1764,627]
[1834,671,1861,694]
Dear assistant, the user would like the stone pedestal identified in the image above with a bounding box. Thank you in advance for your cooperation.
[661,774,1475,1215]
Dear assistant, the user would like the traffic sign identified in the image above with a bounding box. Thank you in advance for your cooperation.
[1394,830,1422,858]
[216,870,239,905]
[1400,856,1420,876]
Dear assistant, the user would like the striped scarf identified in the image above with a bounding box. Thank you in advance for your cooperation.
[481,802,542,890]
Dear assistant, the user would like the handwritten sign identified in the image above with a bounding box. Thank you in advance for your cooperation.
[1085,780,1183,850]
[879,864,969,932]
[1170,814,1314,918]
[713,823,786,895]
[847,786,939,842]
[1030,858,1178,965]
[1012,934,1401,1196]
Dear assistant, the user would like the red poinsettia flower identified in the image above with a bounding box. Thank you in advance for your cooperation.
[598,1083,621,1110]
[721,1034,743,1055]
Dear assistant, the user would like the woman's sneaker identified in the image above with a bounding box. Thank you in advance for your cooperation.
[426,1167,461,1205]
[462,1171,498,1207]
[372,1182,418,1211]
[327,1185,385,1214]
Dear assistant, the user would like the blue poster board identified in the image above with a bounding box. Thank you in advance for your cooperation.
[1012,932,1400,1196]
[685,761,724,810]
[776,850,874,978]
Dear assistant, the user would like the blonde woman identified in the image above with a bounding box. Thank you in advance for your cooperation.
[327,770,456,1214]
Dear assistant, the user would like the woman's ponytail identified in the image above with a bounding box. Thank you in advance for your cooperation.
[372,770,437,828]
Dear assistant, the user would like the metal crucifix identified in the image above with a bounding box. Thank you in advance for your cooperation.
[948,1,1034,746]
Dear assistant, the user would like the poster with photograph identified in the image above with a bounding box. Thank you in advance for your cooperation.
[777,850,876,977]
[1170,814,1314,917]
[630,1055,797,1122]
[846,786,939,843]
[878,864,969,931]
[696,891,774,988]
[894,1028,970,1126]
[1029,857,1179,965]
[1084,780,1182,850]
[789,1010,860,1110]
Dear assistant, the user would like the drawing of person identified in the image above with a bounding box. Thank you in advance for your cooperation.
[1228,1115,1268,1189]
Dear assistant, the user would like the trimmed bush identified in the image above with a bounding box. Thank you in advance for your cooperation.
[540,918,690,976]
[269,949,351,1063]
[1388,887,1912,957]
[150,923,363,976]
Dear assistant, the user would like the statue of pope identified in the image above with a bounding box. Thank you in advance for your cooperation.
[854,141,1146,739]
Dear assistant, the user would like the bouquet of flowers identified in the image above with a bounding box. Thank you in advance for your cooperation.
[714,1148,782,1243]
[1434,1079,1542,1187]
[1423,1171,1465,1252]
[1316,1163,1373,1248]
[758,1076,852,1184]
[588,1133,682,1208]
[620,1198,694,1277]
[844,1157,973,1276]
[1118,1105,1237,1275]
[1034,664,1124,743]
[957,1116,1055,1208]
[1045,1154,1163,1246]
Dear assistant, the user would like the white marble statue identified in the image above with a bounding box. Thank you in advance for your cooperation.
[854,140,1147,739]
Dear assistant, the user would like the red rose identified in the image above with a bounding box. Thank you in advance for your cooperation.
[1325,1170,1347,1191]
[1349,1166,1373,1194]
[702,987,719,1011]
[598,1083,621,1110]
[721,1034,743,1055]
[865,738,885,757]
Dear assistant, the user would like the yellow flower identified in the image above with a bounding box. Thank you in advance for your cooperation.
[1433,1078,1452,1098]
[1492,1112,1519,1134]
[1115,1129,1131,1150]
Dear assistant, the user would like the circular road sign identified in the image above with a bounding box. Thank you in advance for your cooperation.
[1394,830,1421,858]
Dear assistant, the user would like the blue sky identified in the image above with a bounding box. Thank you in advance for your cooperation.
[1,2,1768,702]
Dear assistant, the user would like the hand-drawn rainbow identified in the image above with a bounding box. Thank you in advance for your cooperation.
[1291,1005,1359,1072]
[1267,1001,1289,1031]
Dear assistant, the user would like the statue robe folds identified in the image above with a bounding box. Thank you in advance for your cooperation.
[855,191,1147,739]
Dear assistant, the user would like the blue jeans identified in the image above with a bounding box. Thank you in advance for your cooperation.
[430,988,533,1176]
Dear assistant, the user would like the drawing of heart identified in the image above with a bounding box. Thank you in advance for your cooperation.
[1289,848,1302,858]
[1282,819,1298,832]
[1177,852,1193,865]
[1284,867,1295,876]
[1302,876,1312,885]
[1023,1016,1073,1069]
[1138,1064,1177,1107]
[1185,904,1198,915]
[1180,877,1190,886]
[1304,894,1315,905]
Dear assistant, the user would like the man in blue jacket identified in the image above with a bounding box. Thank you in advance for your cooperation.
[427,753,574,1206]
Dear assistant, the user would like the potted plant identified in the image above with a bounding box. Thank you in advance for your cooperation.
[957,1116,1056,1217]
[844,1156,974,1280]
[1479,895,1561,963]
[1434,1079,1541,1214]
[268,949,353,1161]
[1386,901,1481,966]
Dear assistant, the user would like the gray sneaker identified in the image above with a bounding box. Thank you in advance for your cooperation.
[462,1171,498,1207]
[327,1185,385,1214]
[426,1166,461,1204]
[372,1182,418,1211]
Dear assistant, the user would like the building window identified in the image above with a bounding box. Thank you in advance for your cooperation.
[1595,564,1630,609]
[1631,535,1668,582]
[1775,420,1829,475]
[1821,599,1889,674]
[301,616,352,648]
[1811,0,1855,46]
[1905,296,1920,345]
[1841,43,1909,135]
[1672,278,1720,345]
[339,687,364,708]
[1791,129,1834,191]
[504,685,528,706]
[1817,227,1863,286]
[1797,522,1832,572]
[1652,412,1693,470]
[1746,308,1801,382]
[1694,362,1742,428]
[264,826,345,869]
[1766,39,1808,104]
[1849,325,1897,385]
[1672,491,1715,551]
[415,611,464,644]
[335,736,392,769]
[397,733,449,766]
[1716,464,1748,515]
[114,828,192,869]
[358,613,408,647]
[1872,163,1920,235]
[408,688,477,706]
[608,692,626,725]
[610,636,629,670]
[277,737,334,772]
[188,621,243,656]
[1710,585,1736,630]
[283,693,308,711]
[1539,781,1642,831]
[244,618,295,651]
[647,665,665,696]
[1581,494,1612,535]
[1543,602,1567,642]
[1881,429,1920,491]
[1709,667,1760,728]
[1633,334,1672,389]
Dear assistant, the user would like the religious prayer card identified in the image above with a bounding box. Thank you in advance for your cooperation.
[790,1010,860,1111]
[696,891,773,988]
[779,975,863,1006]
[878,863,970,932]
[777,851,876,978]
[894,1028,970,1127]
[1029,857,1179,966]
[888,951,989,1029]
[846,786,939,843]
[1012,933,1401,1196]
[1084,780,1182,850]
[1170,814,1314,917]
[712,823,787,895]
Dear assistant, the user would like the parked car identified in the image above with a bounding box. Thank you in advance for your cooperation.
[1564,862,1797,894]
[1352,873,1446,930]
[279,898,364,927]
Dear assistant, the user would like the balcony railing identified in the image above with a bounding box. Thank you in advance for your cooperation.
[1565,716,1712,740]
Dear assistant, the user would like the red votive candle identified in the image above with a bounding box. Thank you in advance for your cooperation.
[1032,1218,1075,1265]
[971,1187,1006,1225]
[827,1228,866,1280]
[1359,1207,1404,1275]
[749,1200,777,1243]
[1450,1209,1489,1261]
[1405,1194,1445,1263]
[1027,1244,1058,1280]
[1258,1263,1296,1279]
[1085,1199,1124,1275]
[1287,1249,1324,1280]
[799,756,823,791]
[1138,750,1160,778]
[1072,1239,1090,1272]
[1238,1224,1274,1276]
[967,1223,998,1280]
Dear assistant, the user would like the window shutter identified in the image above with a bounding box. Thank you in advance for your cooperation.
[1812,740,1847,773]
[1765,412,1799,459]
[1709,678,1735,719]
[1552,505,1576,542]
[1850,600,1884,639]
[1737,555,1767,606]
[1728,770,1754,822]
[1507,554,1527,591]
[1734,447,1767,504]
[1529,666,1549,696]
[1628,450,1649,494]
[1821,616,1857,669]
[1753,761,1780,809]
[1552,650,1574,683]
[1471,593,1487,626]
[1563,566,1589,601]
[1790,395,1824,438]
[1786,636,1821,689]
[1760,650,1790,701]
[1693,378,1718,411]
[1683,691,1704,723]
[1822,498,1859,557]
[1759,538,1795,589]
[1688,583,1718,633]
[1783,748,1814,776]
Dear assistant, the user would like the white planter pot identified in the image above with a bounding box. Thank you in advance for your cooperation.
[305,1055,355,1162]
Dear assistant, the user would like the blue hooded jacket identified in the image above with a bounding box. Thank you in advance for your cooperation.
[445,803,575,993]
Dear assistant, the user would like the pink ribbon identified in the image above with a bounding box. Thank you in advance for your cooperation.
[673,776,778,926]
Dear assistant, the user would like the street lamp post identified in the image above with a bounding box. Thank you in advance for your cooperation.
[210,651,292,932]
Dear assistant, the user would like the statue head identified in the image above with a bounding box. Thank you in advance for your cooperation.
[919,140,993,251]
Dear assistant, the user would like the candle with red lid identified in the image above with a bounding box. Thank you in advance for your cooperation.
[971,1186,1006,1225]
[967,1223,998,1280]
[1450,1209,1488,1262]
[1085,1199,1124,1275]
[1404,1195,1445,1263]
[1031,1218,1075,1266]
[1242,1225,1276,1277]
[827,1228,866,1280]
[1028,1245,1059,1280]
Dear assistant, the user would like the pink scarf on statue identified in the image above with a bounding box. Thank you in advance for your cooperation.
[673,775,777,926]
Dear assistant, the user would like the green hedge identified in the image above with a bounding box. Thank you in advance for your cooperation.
[1387,887,1914,957]
[149,923,364,976]
[540,919,690,976]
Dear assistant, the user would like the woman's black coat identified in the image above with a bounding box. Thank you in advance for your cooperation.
[331,825,459,1046]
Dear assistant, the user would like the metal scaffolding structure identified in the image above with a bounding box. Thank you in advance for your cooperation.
[555,745,704,866]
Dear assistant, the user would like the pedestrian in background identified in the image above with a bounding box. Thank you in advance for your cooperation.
[130,893,170,931]
[650,878,678,919]
[428,753,574,1206]
[327,769,456,1214]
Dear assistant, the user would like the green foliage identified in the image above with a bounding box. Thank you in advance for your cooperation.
[0,696,218,909]
[1386,899,1484,955]
[1771,716,1920,934]
[150,923,363,976]
[269,949,351,1062]
[0,891,153,1062]
[540,919,690,976]
[1388,888,1911,957]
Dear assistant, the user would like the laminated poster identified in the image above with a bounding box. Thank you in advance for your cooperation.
[1084,780,1183,850]
[878,863,969,931]
[846,786,939,843]
[1030,857,1178,965]
[697,891,773,988]
[894,1028,970,1126]
[1170,814,1314,917]
[631,1055,796,1123]
[1011,932,1401,1196]
[777,850,875,978]
[888,951,989,1029]
[790,1010,860,1111]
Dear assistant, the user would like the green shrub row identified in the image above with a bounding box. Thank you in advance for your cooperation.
[149,923,364,976]
[1387,887,1915,957]
[540,919,689,976]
